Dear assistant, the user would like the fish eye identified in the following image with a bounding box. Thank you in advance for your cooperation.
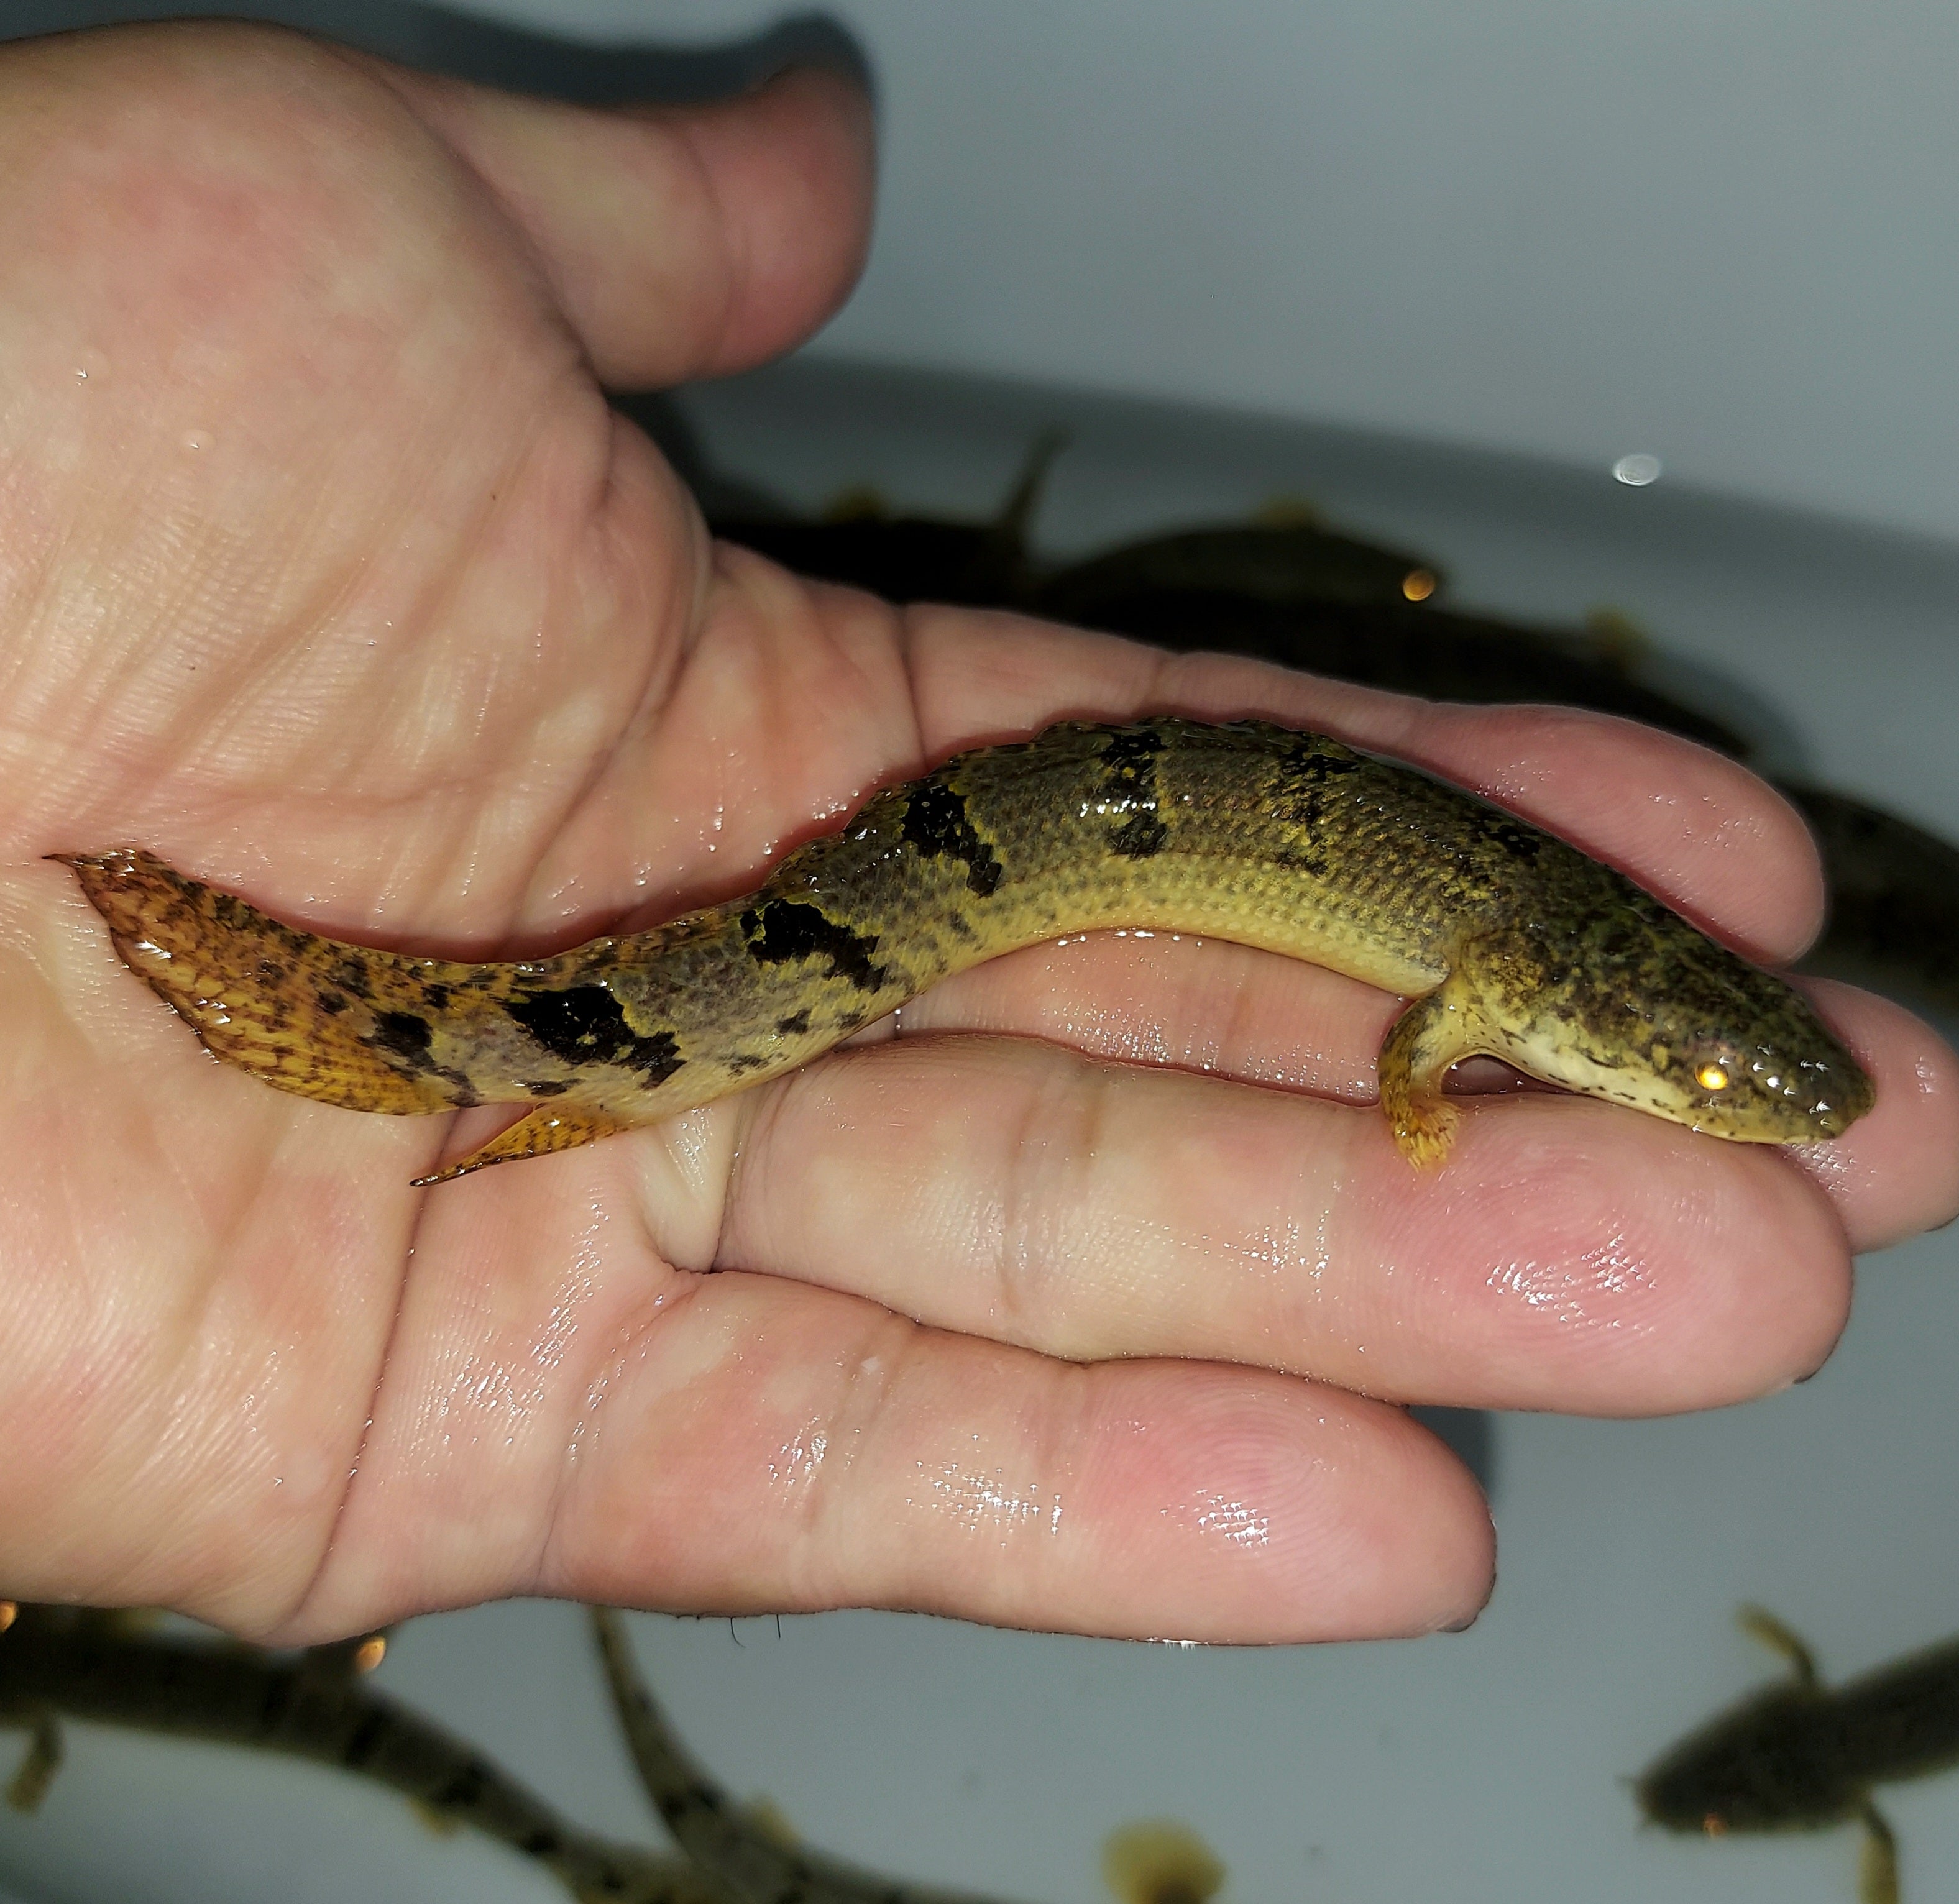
[1695,1061,1731,1092]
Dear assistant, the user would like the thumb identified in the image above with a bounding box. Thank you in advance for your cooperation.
[378,60,878,388]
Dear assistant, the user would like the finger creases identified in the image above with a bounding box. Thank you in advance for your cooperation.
[546,1275,1496,1645]
[382,61,875,387]
[718,1030,1855,1416]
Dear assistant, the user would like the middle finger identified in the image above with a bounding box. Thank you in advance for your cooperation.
[719,1027,1852,1415]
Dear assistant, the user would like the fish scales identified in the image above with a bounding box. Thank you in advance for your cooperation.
[55,718,1871,1181]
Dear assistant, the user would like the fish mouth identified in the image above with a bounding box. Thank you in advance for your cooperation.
[1792,1053,1878,1140]
[1505,1033,1873,1145]
[1808,1089,1873,1142]
[1693,1085,1870,1145]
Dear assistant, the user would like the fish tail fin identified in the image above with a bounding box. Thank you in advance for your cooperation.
[56,849,510,1117]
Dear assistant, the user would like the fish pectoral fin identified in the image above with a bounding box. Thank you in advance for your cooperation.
[413,1102,635,1186]
[1858,1799,1899,1904]
[1738,1604,1822,1689]
[295,1628,391,1687]
[5,1709,63,1813]
[410,1796,466,1839]
[1378,973,1491,1168]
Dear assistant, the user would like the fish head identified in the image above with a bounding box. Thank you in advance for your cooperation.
[1635,1690,1853,1835]
[1498,903,1874,1146]
[1625,953,1874,1144]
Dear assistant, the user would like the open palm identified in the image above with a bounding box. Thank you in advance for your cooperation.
[2,21,1952,1647]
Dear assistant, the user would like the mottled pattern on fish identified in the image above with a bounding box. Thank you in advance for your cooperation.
[57,718,1872,1182]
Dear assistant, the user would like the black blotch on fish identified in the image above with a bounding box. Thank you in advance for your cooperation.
[523,1079,571,1097]
[901,778,1004,895]
[369,1010,434,1064]
[255,1669,297,1734]
[430,1064,482,1105]
[507,986,685,1084]
[741,898,888,991]
[431,1759,490,1809]
[316,990,349,1016]
[340,1708,389,1769]
[1110,814,1167,858]
[212,891,259,935]
[1100,725,1163,781]
[1099,726,1168,859]
[1267,735,1367,872]
[775,1009,812,1036]
[1477,816,1543,862]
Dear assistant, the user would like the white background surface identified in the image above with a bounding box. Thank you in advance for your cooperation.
[14,1,1959,535]
[409,0,1959,540]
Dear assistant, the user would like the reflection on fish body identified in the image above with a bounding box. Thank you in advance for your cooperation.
[1636,1607,1959,1904]
[59,719,1870,1183]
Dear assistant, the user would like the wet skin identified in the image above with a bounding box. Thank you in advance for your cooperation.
[0,22,1953,1654]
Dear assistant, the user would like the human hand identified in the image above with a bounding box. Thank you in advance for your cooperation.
[2,21,1952,1647]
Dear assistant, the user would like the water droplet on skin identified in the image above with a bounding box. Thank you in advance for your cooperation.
[1612,452,1662,486]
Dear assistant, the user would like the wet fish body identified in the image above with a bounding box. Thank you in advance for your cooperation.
[61,718,1869,1181]
[1637,1609,1959,1904]
[708,468,1959,1027]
